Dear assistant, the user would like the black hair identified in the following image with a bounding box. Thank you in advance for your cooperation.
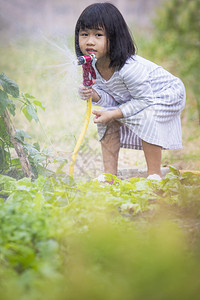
[75,2,136,70]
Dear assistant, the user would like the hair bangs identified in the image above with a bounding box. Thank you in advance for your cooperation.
[78,9,105,32]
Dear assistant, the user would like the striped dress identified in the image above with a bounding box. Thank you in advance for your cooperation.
[92,55,186,150]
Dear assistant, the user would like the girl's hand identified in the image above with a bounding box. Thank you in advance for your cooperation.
[78,84,93,101]
[92,110,114,124]
[92,109,123,124]
[78,79,100,102]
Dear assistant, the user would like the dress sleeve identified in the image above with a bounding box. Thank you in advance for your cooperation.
[119,62,154,118]
[92,85,119,107]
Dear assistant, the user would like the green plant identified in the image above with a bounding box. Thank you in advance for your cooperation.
[0,167,200,299]
[0,73,68,178]
[0,73,45,176]
[151,0,200,122]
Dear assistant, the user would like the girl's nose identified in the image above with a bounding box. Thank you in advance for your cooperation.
[87,35,95,45]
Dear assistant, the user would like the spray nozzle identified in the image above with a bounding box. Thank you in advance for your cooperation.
[76,54,96,65]
[75,54,96,87]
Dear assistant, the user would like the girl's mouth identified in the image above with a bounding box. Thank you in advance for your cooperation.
[86,49,97,54]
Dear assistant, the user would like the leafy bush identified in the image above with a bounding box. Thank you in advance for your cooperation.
[0,73,46,176]
[0,168,200,299]
[0,73,68,178]
[146,0,200,122]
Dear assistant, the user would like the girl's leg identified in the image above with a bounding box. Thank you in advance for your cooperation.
[101,121,121,175]
[142,140,162,177]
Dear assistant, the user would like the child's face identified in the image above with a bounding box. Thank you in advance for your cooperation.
[78,27,109,62]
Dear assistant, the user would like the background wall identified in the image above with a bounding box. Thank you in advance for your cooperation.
[0,0,165,40]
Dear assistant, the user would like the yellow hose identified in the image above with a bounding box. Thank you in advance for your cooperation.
[69,96,92,176]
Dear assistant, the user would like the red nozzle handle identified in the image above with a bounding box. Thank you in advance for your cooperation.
[76,54,96,87]
[77,54,95,65]
[82,63,96,87]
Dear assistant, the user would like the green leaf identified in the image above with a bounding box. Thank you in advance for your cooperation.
[33,100,45,111]
[0,143,10,169]
[15,129,32,143]
[7,98,16,116]
[24,93,35,99]
[33,142,40,151]
[22,106,32,122]
[10,157,21,168]
[6,190,33,203]
[168,165,180,176]
[0,73,19,97]
[26,104,39,122]
[0,118,13,146]
[56,161,66,174]
[0,174,16,189]
[0,89,9,115]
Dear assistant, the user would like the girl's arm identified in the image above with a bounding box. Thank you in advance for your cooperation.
[119,62,154,118]
[79,83,118,107]
[92,85,119,107]
[92,63,154,124]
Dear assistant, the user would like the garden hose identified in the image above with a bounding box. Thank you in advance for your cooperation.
[69,54,96,176]
[69,96,92,176]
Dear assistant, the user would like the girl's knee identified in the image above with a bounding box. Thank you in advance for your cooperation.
[105,120,121,136]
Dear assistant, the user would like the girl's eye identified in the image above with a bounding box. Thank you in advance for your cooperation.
[80,33,88,37]
[96,33,103,37]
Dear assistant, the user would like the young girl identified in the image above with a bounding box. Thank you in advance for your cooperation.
[75,3,186,181]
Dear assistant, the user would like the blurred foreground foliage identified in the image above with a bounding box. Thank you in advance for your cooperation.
[0,168,200,299]
[145,0,200,123]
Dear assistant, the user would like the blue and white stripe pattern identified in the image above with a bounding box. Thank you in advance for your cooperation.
[92,55,186,150]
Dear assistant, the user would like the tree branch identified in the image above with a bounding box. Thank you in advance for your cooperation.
[1,110,35,178]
